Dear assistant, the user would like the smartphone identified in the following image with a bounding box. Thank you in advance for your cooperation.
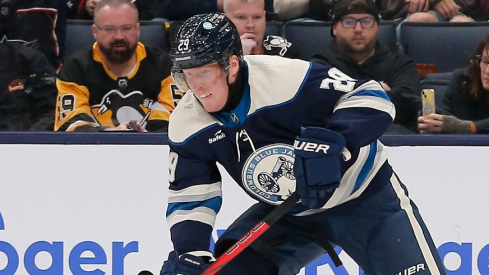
[128,120,139,132]
[421,89,436,118]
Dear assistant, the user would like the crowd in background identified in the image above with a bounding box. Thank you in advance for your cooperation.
[1,0,489,133]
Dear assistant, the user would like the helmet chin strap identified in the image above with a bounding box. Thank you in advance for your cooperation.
[218,64,244,113]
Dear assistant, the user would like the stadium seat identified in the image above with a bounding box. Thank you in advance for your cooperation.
[399,22,489,73]
[64,20,94,61]
[168,20,283,48]
[282,20,398,60]
[422,72,453,82]
[64,20,169,61]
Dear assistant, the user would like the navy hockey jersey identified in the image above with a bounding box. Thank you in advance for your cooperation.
[167,55,395,254]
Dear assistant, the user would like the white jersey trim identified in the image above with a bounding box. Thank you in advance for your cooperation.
[168,182,222,203]
[167,207,217,228]
[390,174,441,275]
[245,55,311,115]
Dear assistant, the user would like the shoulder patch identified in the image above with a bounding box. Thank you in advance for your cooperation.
[242,144,297,205]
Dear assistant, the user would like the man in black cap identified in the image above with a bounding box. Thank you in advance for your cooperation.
[312,0,422,133]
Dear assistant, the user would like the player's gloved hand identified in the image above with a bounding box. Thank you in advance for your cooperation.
[160,251,213,275]
[294,127,346,209]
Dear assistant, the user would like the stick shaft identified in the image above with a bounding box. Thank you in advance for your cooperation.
[201,192,300,275]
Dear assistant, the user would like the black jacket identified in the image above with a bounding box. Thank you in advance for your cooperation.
[0,41,57,131]
[311,40,421,133]
[442,67,489,133]
[0,0,67,71]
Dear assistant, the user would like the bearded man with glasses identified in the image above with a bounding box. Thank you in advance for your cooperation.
[55,0,179,132]
[311,0,422,134]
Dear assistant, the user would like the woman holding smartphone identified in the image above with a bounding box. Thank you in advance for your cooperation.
[418,33,489,134]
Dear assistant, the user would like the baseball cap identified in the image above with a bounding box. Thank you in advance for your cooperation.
[330,0,380,37]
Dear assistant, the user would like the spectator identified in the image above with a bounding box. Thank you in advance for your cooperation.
[275,0,412,21]
[477,0,489,21]
[66,0,81,19]
[224,0,299,58]
[55,0,178,132]
[76,0,155,20]
[76,0,101,19]
[154,0,275,22]
[0,0,67,71]
[0,41,57,131]
[376,0,410,20]
[418,33,489,134]
[274,0,342,21]
[311,0,421,133]
[154,0,225,21]
[403,0,476,22]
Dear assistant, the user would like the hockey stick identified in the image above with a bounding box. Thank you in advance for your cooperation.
[140,192,341,275]
[139,193,299,275]
[201,192,300,275]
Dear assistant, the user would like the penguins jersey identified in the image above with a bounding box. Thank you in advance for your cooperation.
[55,42,181,132]
[166,55,396,253]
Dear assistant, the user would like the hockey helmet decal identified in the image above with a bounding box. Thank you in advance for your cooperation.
[170,12,243,70]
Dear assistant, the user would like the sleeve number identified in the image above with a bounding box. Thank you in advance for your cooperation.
[320,67,356,93]
[168,152,179,183]
[57,94,75,120]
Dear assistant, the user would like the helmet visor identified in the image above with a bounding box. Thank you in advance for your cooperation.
[171,62,227,93]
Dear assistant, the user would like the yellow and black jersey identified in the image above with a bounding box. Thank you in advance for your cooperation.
[55,42,182,132]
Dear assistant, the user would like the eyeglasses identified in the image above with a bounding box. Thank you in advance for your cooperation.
[340,18,376,29]
[474,55,489,68]
[96,24,136,35]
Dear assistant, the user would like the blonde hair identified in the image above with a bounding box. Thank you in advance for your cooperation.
[223,0,264,13]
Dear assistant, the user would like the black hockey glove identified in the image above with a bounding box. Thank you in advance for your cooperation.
[294,127,346,209]
[160,251,213,275]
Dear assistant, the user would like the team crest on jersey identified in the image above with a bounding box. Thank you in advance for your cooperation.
[92,89,151,127]
[263,35,292,57]
[118,77,128,89]
[242,144,296,205]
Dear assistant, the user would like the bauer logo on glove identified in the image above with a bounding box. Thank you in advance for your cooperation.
[293,127,347,209]
[293,141,331,154]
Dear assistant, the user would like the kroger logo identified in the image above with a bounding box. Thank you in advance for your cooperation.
[0,211,138,275]
[210,228,489,275]
[0,212,4,230]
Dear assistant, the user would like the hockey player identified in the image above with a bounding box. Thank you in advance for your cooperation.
[161,12,446,275]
